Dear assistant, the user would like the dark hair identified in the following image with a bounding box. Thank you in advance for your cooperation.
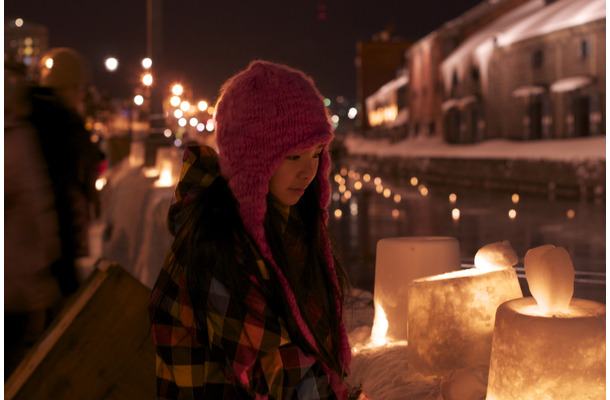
[264,177,349,375]
[171,173,349,375]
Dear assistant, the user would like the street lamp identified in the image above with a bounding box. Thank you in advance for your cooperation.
[171,83,183,96]
[104,57,119,72]
[142,72,153,87]
[142,57,152,69]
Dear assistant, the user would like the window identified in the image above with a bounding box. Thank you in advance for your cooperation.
[470,66,480,82]
[531,50,543,68]
[580,40,591,59]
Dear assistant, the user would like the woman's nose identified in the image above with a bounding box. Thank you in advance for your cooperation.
[298,158,317,180]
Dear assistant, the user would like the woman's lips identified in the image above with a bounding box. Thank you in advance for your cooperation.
[289,188,306,196]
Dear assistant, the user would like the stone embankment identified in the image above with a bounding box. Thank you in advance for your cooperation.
[333,135,606,200]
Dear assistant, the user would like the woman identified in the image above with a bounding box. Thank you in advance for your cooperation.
[149,60,368,399]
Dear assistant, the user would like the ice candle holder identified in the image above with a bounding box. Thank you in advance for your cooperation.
[406,241,523,377]
[486,245,606,399]
[371,237,461,345]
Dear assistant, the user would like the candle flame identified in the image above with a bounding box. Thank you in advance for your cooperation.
[155,164,175,187]
[370,302,389,347]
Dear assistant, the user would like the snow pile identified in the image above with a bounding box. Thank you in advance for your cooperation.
[342,134,606,162]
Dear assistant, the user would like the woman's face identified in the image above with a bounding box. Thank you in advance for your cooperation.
[269,144,325,207]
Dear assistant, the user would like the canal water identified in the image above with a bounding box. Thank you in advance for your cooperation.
[327,158,606,304]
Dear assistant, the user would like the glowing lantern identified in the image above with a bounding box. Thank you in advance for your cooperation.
[486,245,606,399]
[372,237,461,343]
[406,241,523,377]
[154,147,180,187]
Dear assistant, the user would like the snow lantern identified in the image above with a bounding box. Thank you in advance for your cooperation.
[371,237,461,344]
[154,147,180,187]
[407,241,523,377]
[486,245,606,399]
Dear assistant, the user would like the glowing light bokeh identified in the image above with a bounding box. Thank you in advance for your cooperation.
[104,57,118,72]
[142,72,153,86]
[171,84,184,96]
[95,177,107,191]
[170,96,181,107]
[141,58,152,69]
[347,107,358,119]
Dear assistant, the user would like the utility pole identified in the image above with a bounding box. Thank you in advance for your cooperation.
[145,0,171,165]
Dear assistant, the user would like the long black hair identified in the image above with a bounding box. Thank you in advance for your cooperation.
[171,172,350,375]
[264,176,349,375]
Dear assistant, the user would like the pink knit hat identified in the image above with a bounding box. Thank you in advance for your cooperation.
[215,60,351,371]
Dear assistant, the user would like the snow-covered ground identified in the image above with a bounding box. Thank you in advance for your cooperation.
[342,134,606,162]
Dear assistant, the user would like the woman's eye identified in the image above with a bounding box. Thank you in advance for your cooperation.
[313,152,323,159]
[286,155,299,160]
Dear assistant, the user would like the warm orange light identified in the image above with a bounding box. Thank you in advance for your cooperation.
[372,237,461,342]
[171,84,184,96]
[487,244,605,399]
[142,72,153,86]
[524,245,574,314]
[408,265,522,377]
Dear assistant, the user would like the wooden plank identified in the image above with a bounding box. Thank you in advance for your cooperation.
[5,261,156,400]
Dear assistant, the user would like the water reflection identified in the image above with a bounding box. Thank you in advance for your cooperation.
[328,164,606,304]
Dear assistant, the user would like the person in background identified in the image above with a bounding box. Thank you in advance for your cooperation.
[4,65,63,378]
[149,60,369,399]
[27,47,105,296]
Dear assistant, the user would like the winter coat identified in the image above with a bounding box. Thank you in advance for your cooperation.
[4,115,62,311]
[149,145,349,399]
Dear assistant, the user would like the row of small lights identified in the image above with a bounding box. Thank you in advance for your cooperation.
[330,167,577,222]
[165,82,215,144]
[104,56,215,146]
[104,56,359,138]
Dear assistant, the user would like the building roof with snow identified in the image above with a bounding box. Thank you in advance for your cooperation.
[440,0,605,96]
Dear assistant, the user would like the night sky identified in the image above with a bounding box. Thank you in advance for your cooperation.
[5,0,482,104]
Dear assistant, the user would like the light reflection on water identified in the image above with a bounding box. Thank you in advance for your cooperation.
[328,165,606,304]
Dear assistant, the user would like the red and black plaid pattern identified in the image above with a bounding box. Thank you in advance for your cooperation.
[149,146,348,399]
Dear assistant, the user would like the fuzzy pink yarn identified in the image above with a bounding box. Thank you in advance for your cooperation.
[215,60,351,371]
